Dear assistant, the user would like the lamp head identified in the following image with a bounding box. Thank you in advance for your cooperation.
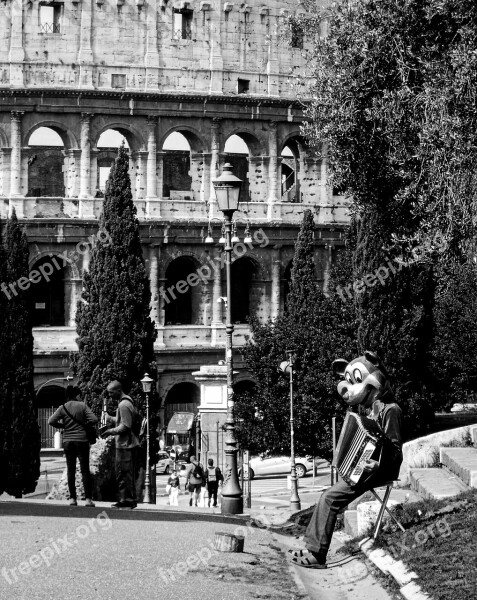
[140,373,154,393]
[212,163,242,216]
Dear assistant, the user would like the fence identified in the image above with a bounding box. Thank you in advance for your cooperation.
[38,407,58,448]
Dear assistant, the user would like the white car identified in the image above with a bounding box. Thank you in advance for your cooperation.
[239,455,325,480]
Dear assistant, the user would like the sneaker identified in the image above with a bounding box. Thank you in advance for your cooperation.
[69,498,77,506]
[84,499,95,508]
[189,498,193,507]
[111,501,137,509]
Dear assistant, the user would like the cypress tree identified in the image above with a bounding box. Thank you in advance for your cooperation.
[235,210,357,459]
[2,210,40,496]
[0,223,10,494]
[74,145,157,415]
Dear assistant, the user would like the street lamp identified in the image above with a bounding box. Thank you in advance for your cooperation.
[279,350,301,511]
[212,163,244,515]
[140,373,154,504]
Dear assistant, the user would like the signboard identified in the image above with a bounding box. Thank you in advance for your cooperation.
[166,412,195,434]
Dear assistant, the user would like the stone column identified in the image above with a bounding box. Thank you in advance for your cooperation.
[10,112,23,197]
[79,113,92,198]
[1,148,12,198]
[267,121,279,205]
[209,119,221,215]
[211,247,224,347]
[270,247,281,319]
[145,1,160,70]
[266,17,279,97]
[90,148,99,196]
[78,0,94,88]
[146,117,158,200]
[149,245,160,329]
[136,151,148,200]
[66,149,81,198]
[9,0,25,87]
[156,151,165,199]
[209,1,224,94]
[200,153,212,206]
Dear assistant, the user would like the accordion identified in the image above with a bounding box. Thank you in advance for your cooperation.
[333,411,385,486]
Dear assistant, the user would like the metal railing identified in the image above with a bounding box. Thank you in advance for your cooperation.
[40,22,60,34]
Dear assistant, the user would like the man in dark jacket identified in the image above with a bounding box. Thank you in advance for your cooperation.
[49,385,98,507]
[101,380,140,508]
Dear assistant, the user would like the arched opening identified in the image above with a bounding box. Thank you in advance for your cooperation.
[163,382,200,456]
[27,127,65,197]
[36,384,68,448]
[164,256,201,325]
[280,141,302,203]
[96,130,130,193]
[229,256,259,323]
[162,132,192,199]
[234,380,256,395]
[30,256,66,326]
[223,134,251,204]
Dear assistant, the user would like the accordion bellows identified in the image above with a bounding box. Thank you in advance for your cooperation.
[333,411,384,486]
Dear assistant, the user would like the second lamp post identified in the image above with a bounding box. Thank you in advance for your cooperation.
[212,163,244,515]
[140,373,154,504]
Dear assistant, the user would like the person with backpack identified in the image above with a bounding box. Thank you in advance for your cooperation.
[48,385,97,507]
[185,455,205,507]
[206,458,223,508]
[101,380,140,509]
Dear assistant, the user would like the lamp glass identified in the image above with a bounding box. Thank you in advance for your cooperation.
[141,373,153,393]
[212,163,242,214]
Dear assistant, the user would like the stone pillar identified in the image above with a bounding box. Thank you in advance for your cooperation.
[211,247,224,347]
[209,2,224,94]
[1,148,12,198]
[156,151,165,199]
[266,17,279,97]
[9,0,25,87]
[192,364,228,467]
[156,272,167,348]
[270,247,281,319]
[79,113,92,198]
[146,117,158,200]
[78,0,94,88]
[149,244,160,330]
[90,148,99,196]
[190,153,205,201]
[200,153,212,205]
[10,112,23,197]
[65,277,82,326]
[136,151,148,200]
[209,119,221,216]
[267,121,279,206]
[66,150,81,198]
[145,1,160,71]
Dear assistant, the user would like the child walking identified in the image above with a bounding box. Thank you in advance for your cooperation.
[167,470,180,506]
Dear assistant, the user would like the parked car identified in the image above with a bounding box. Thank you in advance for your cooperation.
[239,455,327,480]
[156,451,173,474]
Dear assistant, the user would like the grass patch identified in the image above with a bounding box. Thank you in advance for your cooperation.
[374,489,477,600]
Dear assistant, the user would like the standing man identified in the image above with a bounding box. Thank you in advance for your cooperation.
[206,458,223,508]
[101,380,140,509]
[185,455,205,507]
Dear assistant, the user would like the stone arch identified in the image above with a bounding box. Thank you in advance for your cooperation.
[280,132,308,157]
[161,250,202,275]
[161,375,198,403]
[23,121,77,150]
[164,254,204,325]
[159,126,205,153]
[163,381,200,442]
[223,128,264,156]
[29,249,80,280]
[227,254,262,324]
[93,123,144,152]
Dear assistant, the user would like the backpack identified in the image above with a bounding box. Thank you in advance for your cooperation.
[192,463,204,479]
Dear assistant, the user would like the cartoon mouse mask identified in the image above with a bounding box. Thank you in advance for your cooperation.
[332,350,393,407]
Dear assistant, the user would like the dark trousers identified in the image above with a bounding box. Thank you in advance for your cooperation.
[63,441,93,500]
[207,481,218,506]
[115,448,137,503]
[304,474,389,554]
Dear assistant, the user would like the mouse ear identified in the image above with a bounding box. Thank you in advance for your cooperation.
[364,350,380,365]
[332,359,348,378]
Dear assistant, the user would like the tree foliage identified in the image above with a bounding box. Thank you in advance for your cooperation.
[235,211,357,459]
[0,210,40,496]
[73,146,157,416]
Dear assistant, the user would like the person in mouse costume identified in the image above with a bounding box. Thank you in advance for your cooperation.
[290,350,403,568]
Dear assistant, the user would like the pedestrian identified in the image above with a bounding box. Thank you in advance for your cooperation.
[206,458,223,508]
[185,455,205,507]
[100,380,140,509]
[167,470,181,506]
[48,385,98,507]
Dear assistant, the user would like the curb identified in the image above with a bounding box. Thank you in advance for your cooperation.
[359,537,433,600]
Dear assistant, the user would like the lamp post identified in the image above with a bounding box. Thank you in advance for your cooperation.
[140,373,154,504]
[212,163,244,515]
[279,350,301,511]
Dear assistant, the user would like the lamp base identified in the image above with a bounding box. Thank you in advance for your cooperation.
[221,496,244,515]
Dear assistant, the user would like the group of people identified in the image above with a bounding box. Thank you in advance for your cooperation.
[167,456,223,507]
[49,380,224,510]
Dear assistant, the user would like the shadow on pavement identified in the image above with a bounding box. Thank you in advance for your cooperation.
[0,501,248,525]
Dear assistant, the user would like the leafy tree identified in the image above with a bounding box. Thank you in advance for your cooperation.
[1,210,40,496]
[74,146,157,416]
[430,257,477,410]
[235,211,357,459]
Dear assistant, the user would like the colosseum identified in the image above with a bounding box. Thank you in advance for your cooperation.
[0,0,347,449]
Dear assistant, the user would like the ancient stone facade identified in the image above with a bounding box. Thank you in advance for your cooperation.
[0,0,348,447]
